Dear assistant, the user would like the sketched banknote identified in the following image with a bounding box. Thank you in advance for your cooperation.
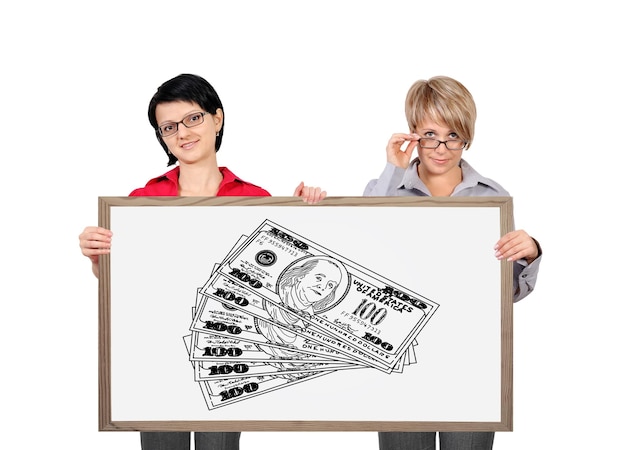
[185,220,439,410]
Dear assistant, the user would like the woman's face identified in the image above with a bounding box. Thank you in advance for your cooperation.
[155,100,222,166]
[416,119,464,178]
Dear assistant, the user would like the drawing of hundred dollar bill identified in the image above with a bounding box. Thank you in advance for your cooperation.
[188,335,355,381]
[198,370,333,410]
[190,288,335,364]
[190,330,292,362]
[208,220,439,372]
[190,292,369,369]
[183,335,334,410]
[198,271,395,372]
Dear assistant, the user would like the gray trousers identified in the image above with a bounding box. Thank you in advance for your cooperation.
[140,432,241,450]
[379,432,494,450]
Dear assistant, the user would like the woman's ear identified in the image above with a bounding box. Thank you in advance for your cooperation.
[214,108,224,133]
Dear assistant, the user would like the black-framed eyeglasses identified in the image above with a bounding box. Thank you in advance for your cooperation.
[418,138,466,151]
[157,111,211,137]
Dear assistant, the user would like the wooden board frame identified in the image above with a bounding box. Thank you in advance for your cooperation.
[98,196,513,432]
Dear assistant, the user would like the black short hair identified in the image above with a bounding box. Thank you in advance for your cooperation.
[148,74,225,166]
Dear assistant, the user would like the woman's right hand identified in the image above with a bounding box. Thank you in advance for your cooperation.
[386,133,420,168]
[79,226,112,278]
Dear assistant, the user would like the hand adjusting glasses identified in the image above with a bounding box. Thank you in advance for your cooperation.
[157,111,211,137]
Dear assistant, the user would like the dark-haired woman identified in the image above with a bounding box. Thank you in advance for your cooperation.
[79,73,326,450]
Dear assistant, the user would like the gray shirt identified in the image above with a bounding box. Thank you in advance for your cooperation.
[363,158,541,302]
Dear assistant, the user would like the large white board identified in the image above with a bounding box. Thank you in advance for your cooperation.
[99,196,513,431]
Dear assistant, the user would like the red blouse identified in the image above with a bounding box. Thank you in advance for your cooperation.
[129,166,271,197]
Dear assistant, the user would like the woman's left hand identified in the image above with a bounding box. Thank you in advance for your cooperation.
[293,181,327,204]
[494,230,539,263]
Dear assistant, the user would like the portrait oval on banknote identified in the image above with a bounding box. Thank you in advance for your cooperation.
[275,255,350,314]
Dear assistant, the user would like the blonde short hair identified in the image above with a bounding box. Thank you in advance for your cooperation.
[405,76,477,149]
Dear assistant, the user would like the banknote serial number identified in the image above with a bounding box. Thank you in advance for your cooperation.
[258,235,301,257]
[341,311,382,335]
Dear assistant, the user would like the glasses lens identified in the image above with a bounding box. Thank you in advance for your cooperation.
[159,123,177,137]
[446,140,465,150]
[419,138,439,149]
[183,112,205,128]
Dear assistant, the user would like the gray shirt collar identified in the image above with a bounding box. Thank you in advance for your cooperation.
[399,158,503,196]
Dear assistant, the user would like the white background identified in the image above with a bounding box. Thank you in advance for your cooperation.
[1,1,624,449]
